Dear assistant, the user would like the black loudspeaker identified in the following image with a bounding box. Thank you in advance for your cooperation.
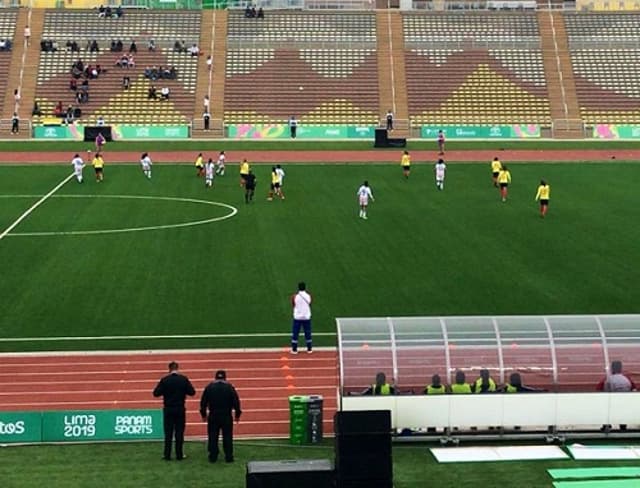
[334,411,393,488]
[374,128,407,148]
[84,126,113,142]
[246,459,335,488]
[374,128,389,148]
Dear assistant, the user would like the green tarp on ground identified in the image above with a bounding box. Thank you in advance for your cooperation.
[553,480,640,488]
[549,467,640,480]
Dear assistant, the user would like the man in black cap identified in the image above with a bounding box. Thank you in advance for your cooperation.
[153,361,196,460]
[200,370,242,463]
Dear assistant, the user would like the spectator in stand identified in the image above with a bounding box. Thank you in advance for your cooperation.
[90,65,98,78]
[116,39,123,52]
[0,39,6,51]
[129,40,137,54]
[244,4,253,17]
[24,25,31,46]
[147,39,156,51]
[257,7,264,19]
[54,101,64,117]
[362,372,396,396]
[473,369,497,393]
[32,101,42,117]
[189,44,199,57]
[206,54,212,71]
[160,86,170,100]
[148,85,157,100]
[69,77,77,91]
[96,115,105,126]
[204,95,210,113]
[90,39,99,53]
[173,40,186,53]
[14,88,20,107]
[98,4,106,17]
[450,371,472,394]
[115,5,123,18]
[80,78,89,91]
[122,75,130,90]
[127,53,135,68]
[105,6,112,18]
[169,66,177,79]
[66,105,74,123]
[110,39,117,51]
[115,54,128,68]
[52,40,59,52]
[203,110,210,130]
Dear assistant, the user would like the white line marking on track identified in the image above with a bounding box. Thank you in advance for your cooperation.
[0,332,336,343]
[0,173,74,240]
[0,346,337,357]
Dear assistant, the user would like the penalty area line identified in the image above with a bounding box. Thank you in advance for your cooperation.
[0,173,74,241]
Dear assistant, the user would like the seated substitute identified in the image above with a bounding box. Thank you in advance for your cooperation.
[362,372,396,396]
[450,370,472,394]
[503,372,543,393]
[473,368,497,393]
[424,374,447,394]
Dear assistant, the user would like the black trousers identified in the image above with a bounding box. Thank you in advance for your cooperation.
[163,406,186,459]
[207,414,233,461]
[290,126,297,138]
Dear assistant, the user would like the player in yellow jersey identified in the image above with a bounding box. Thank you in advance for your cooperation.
[194,152,204,177]
[92,152,105,182]
[239,158,250,187]
[491,157,502,188]
[400,150,411,179]
[535,179,550,218]
[497,165,511,202]
[267,166,284,201]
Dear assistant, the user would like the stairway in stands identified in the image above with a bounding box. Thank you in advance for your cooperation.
[192,9,226,139]
[3,8,44,136]
[376,10,409,138]
[538,10,583,138]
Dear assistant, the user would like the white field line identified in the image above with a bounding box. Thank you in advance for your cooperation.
[0,194,237,237]
[0,346,336,357]
[0,173,73,240]
[0,332,336,343]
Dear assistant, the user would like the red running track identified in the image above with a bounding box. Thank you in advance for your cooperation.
[0,349,338,439]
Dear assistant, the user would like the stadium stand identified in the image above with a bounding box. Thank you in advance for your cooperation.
[224,10,379,126]
[565,12,640,125]
[0,9,18,120]
[32,9,201,126]
[403,12,551,126]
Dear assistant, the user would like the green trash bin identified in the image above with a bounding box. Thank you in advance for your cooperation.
[289,395,323,445]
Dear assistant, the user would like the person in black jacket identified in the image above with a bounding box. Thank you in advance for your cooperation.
[153,361,196,461]
[200,370,242,463]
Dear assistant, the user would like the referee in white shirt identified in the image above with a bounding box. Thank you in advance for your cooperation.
[291,282,312,354]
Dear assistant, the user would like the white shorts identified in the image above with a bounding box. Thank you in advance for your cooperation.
[359,196,369,206]
[436,173,445,181]
[141,163,151,171]
[74,166,83,175]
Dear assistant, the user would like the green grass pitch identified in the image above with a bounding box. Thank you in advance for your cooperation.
[0,161,639,352]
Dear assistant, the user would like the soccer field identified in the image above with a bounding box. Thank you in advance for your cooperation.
[1,162,639,352]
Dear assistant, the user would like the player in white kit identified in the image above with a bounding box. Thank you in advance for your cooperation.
[71,153,85,183]
[216,151,225,176]
[205,158,215,188]
[434,158,446,190]
[140,152,152,179]
[357,181,374,219]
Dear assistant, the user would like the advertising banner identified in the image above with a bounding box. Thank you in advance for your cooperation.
[33,125,84,140]
[111,125,190,140]
[228,124,374,140]
[41,410,163,442]
[421,125,540,139]
[593,125,640,139]
[0,412,42,444]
